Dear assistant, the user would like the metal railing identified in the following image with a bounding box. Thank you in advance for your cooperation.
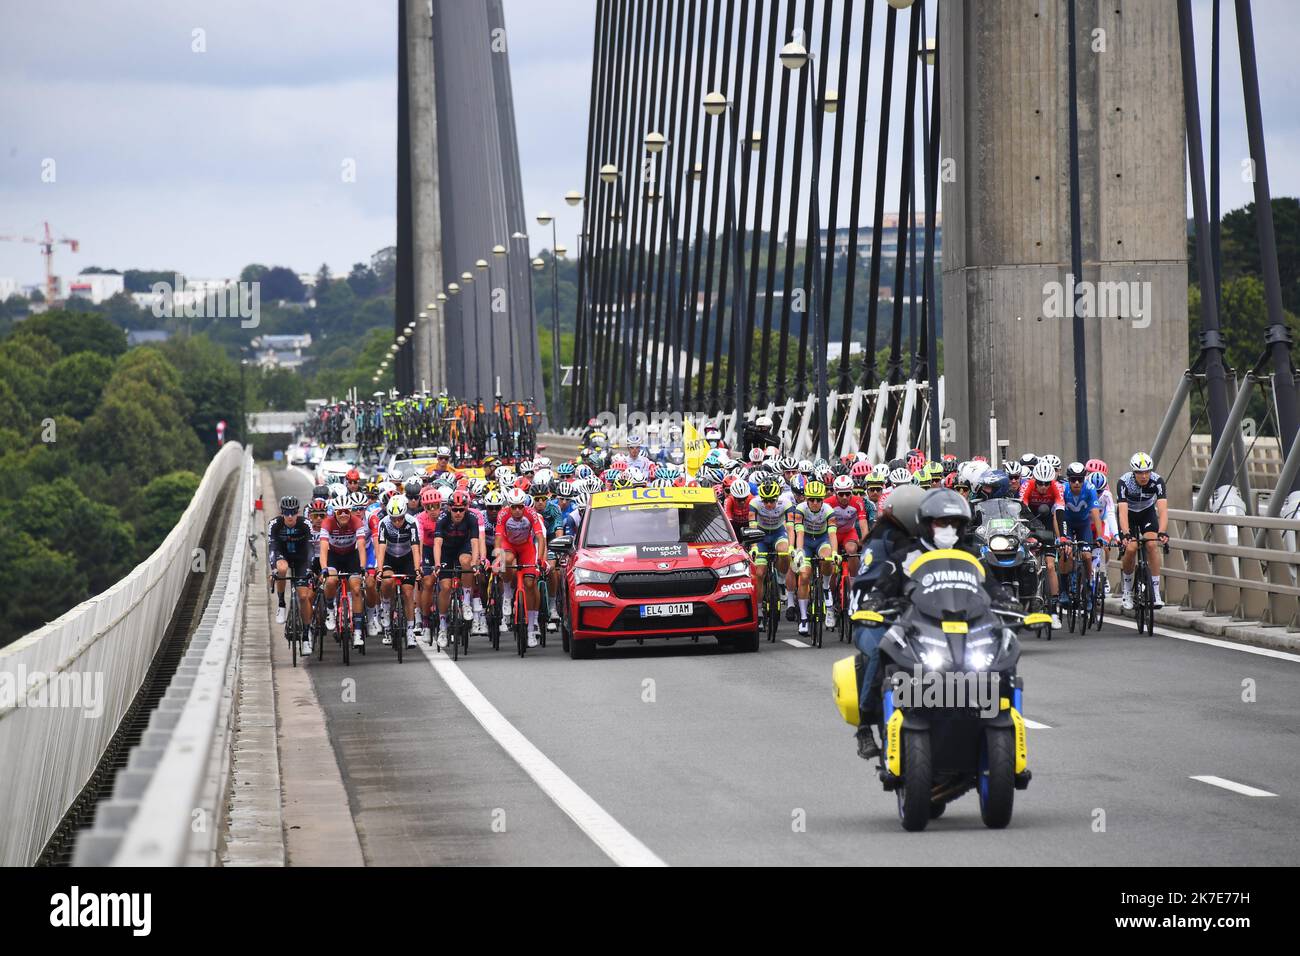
[0,443,247,867]
[1118,508,1300,630]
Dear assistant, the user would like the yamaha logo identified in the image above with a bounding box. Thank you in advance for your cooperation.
[658,562,671,569]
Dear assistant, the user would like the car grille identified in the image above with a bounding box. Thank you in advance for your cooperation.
[610,568,717,599]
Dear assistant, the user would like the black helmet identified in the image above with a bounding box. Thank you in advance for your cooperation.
[312,484,330,500]
[917,488,972,540]
[404,479,423,498]
[881,485,926,536]
[1018,452,1039,471]
[279,495,300,513]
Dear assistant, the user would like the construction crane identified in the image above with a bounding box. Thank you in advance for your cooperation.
[0,221,80,303]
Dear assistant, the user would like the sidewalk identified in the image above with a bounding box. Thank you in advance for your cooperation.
[1103,597,1300,653]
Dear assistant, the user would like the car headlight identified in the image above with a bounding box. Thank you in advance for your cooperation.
[573,567,612,585]
[989,534,1014,553]
[717,560,749,579]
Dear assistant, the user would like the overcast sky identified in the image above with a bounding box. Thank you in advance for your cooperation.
[1,1,1297,288]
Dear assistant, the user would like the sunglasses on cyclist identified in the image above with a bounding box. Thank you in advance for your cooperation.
[450,507,466,514]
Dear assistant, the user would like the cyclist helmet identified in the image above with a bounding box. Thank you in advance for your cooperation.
[611,474,633,490]
[556,479,576,499]
[518,459,536,475]
[557,462,576,477]
[312,483,330,501]
[505,487,529,507]
[531,477,554,497]
[467,477,488,497]
[345,468,361,482]
[449,490,469,509]
[1031,461,1056,484]
[850,460,872,479]
[348,492,369,510]
[484,489,505,508]
[574,464,593,479]
[1065,461,1087,482]
[778,456,798,473]
[330,484,348,501]
[1085,458,1108,475]
[865,473,885,490]
[1130,452,1153,472]
[888,466,914,487]
[1042,454,1062,471]
[757,479,782,501]
[804,480,827,500]
[1002,460,1023,478]
[420,485,439,507]
[309,497,328,514]
[364,478,380,495]
[832,474,854,494]
[1018,453,1038,472]
[386,497,408,518]
[872,463,891,481]
[388,468,405,484]
[1085,471,1107,493]
[404,479,422,499]
[279,494,300,513]
[748,447,765,465]
[627,434,643,448]
[797,459,814,476]
[729,478,751,499]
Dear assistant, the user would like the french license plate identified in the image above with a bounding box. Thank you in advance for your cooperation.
[640,602,693,618]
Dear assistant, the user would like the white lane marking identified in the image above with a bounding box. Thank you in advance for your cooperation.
[1190,775,1277,797]
[1022,718,1052,730]
[417,643,667,867]
[1107,616,1300,663]
[782,638,812,648]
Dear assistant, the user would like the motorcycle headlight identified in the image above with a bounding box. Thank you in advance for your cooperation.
[717,559,749,579]
[914,634,952,670]
[920,651,947,670]
[966,639,996,670]
[573,566,612,585]
[989,534,1014,553]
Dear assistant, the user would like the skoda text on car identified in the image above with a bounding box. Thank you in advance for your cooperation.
[554,487,761,656]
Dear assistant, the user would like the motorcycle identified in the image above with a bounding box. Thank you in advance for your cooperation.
[834,549,1049,831]
[972,499,1052,640]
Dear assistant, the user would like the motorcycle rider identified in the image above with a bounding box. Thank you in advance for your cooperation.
[850,488,1017,760]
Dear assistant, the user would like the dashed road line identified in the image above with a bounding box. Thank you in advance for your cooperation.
[1190,775,1277,797]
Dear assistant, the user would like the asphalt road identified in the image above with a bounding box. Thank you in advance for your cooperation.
[275,465,1300,866]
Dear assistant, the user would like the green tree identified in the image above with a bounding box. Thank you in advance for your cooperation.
[43,352,114,420]
[262,266,306,302]
[129,471,201,560]
[10,479,136,594]
[9,309,128,358]
[0,533,83,645]
[256,366,308,411]
[155,334,242,452]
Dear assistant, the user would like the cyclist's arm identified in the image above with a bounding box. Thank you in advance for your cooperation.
[318,525,330,570]
[1156,497,1169,535]
[1117,501,1130,535]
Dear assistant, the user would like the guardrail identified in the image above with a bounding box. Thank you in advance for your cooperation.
[0,443,246,867]
[75,450,255,865]
[1116,508,1300,630]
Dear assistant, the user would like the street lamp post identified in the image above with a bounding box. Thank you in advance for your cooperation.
[780,39,831,460]
[481,255,498,398]
[463,270,480,400]
[703,93,751,445]
[536,211,564,428]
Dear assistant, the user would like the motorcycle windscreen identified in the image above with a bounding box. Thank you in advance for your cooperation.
[975,499,1026,531]
[905,555,991,622]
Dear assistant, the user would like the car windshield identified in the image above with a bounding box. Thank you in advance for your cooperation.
[326,446,358,463]
[582,501,733,547]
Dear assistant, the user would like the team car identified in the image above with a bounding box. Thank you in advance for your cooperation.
[551,487,763,658]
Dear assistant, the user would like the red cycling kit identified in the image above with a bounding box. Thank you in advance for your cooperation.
[1019,480,1064,534]
[321,512,368,575]
[496,507,545,569]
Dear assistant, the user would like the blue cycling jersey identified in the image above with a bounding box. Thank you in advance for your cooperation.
[1061,484,1099,527]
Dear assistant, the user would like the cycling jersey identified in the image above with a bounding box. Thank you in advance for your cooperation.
[267,516,312,570]
[829,495,868,535]
[1019,479,1065,520]
[562,509,582,541]
[536,500,564,540]
[1116,471,1167,513]
[1061,484,1100,530]
[749,498,791,533]
[496,508,544,548]
[724,496,752,528]
[321,513,367,553]
[793,501,835,537]
[377,515,420,559]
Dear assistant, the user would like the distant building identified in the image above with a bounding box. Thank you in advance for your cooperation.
[0,277,17,300]
[252,333,312,351]
[789,211,943,266]
[62,272,125,303]
[126,329,172,347]
[252,332,312,370]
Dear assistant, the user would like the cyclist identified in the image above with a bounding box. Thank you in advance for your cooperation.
[320,492,369,648]
[268,494,314,655]
[429,489,482,648]
[1019,460,1065,628]
[792,480,837,636]
[531,477,564,632]
[749,479,793,625]
[344,467,364,499]
[374,496,422,648]
[1084,463,1117,583]
[1057,461,1102,613]
[724,478,752,539]
[829,475,870,578]
[1117,452,1169,610]
[495,487,548,648]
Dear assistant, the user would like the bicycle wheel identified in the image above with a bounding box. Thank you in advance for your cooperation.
[538,579,549,649]
[450,592,461,661]
[288,598,299,667]
[1066,571,1078,634]
[315,592,326,662]
[764,572,779,643]
[340,598,351,666]
[394,589,404,663]
[810,566,823,649]
[1134,567,1149,634]
[515,594,528,657]
[1093,571,1106,629]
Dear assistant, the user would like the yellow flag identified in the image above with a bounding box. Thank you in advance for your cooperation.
[683,419,710,475]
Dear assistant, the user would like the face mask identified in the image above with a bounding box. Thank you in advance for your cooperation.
[933,526,959,549]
